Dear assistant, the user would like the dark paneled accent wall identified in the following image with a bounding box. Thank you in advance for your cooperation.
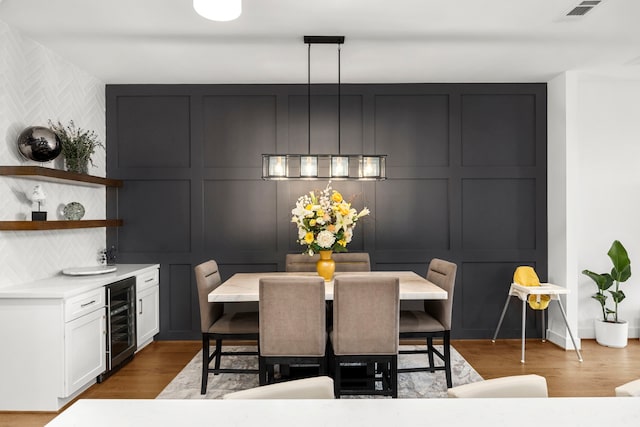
[106,83,547,340]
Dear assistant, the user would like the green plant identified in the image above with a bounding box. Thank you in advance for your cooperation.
[582,240,631,323]
[48,120,104,174]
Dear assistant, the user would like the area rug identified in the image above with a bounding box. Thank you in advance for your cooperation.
[157,345,483,399]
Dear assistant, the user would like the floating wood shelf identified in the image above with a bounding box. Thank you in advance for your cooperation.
[0,219,123,231]
[0,166,123,187]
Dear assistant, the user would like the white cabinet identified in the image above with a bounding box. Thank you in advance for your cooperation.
[136,267,160,351]
[0,264,159,411]
[64,307,106,395]
[0,289,105,411]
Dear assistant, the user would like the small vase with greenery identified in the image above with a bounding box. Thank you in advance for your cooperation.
[49,120,104,174]
[582,240,631,323]
[582,240,631,347]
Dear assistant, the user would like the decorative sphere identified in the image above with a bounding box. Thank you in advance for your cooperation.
[17,126,62,162]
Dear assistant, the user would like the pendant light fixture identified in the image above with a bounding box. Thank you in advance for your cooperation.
[193,0,242,22]
[262,36,386,180]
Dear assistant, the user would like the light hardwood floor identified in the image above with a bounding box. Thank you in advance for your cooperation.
[2,339,639,426]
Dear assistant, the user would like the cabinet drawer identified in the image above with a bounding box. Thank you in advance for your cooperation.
[137,269,159,291]
[65,288,105,322]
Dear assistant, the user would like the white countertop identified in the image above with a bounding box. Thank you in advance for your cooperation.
[0,264,159,299]
[46,397,640,427]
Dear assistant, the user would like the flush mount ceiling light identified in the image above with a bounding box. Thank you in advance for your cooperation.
[262,36,387,181]
[193,0,241,21]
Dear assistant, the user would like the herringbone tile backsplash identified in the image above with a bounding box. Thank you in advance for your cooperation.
[0,20,107,287]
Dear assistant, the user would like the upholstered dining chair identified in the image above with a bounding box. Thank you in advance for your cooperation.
[222,376,335,399]
[447,374,548,398]
[615,378,640,396]
[331,275,400,398]
[194,260,259,395]
[399,258,457,388]
[258,276,327,385]
[285,253,371,272]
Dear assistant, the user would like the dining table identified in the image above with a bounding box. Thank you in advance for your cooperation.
[208,271,447,302]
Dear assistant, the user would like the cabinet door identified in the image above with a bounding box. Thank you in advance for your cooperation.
[64,308,106,396]
[136,285,159,350]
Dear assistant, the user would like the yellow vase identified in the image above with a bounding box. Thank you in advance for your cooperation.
[316,250,335,282]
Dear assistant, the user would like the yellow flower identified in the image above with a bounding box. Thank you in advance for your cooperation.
[338,202,351,216]
[316,209,325,217]
[331,191,343,203]
[305,204,313,211]
[304,232,314,244]
[338,239,347,247]
[309,219,316,226]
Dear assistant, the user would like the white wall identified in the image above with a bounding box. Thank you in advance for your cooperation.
[547,72,581,349]
[575,73,640,338]
[0,20,107,287]
[548,71,640,344]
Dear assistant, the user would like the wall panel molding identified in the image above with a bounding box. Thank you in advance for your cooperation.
[106,83,547,339]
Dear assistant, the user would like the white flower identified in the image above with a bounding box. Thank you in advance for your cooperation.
[316,230,336,248]
[344,227,353,243]
[358,207,370,218]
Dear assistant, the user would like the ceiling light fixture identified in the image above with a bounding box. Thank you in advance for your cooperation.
[193,0,241,22]
[262,36,386,181]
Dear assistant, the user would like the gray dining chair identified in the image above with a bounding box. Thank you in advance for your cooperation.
[447,374,548,398]
[285,253,371,272]
[331,275,400,398]
[399,258,457,388]
[258,276,327,386]
[194,260,259,394]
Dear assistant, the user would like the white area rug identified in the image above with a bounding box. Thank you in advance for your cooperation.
[157,345,483,399]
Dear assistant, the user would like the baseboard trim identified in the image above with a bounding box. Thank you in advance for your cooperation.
[546,328,581,350]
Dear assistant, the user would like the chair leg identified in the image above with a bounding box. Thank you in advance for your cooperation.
[427,337,435,372]
[201,334,209,395]
[319,356,327,376]
[258,357,267,386]
[492,293,512,342]
[213,339,223,374]
[391,355,398,398]
[443,331,452,388]
[333,357,341,398]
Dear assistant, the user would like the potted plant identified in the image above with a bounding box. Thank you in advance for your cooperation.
[581,240,631,348]
[48,120,104,174]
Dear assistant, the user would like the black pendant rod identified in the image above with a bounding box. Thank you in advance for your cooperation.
[303,36,346,157]
[308,41,311,155]
[338,43,341,155]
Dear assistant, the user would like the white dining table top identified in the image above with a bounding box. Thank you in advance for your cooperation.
[46,397,640,427]
[208,271,447,302]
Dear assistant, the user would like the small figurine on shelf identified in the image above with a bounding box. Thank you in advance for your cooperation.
[31,185,47,221]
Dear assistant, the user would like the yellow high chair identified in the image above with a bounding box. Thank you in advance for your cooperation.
[491,266,583,363]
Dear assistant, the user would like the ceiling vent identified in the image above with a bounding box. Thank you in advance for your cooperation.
[566,1,602,16]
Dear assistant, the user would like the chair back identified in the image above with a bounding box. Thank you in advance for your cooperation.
[332,276,399,355]
[447,374,548,398]
[615,378,640,397]
[259,276,326,357]
[285,253,371,272]
[424,258,457,330]
[222,376,335,400]
[194,260,224,333]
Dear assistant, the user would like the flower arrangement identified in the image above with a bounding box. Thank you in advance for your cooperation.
[48,120,104,174]
[291,182,370,255]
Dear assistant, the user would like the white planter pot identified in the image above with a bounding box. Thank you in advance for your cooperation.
[594,319,628,348]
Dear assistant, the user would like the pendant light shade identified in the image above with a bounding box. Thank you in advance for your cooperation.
[262,36,387,181]
[193,0,241,21]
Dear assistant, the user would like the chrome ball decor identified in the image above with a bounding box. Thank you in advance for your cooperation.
[17,126,62,162]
